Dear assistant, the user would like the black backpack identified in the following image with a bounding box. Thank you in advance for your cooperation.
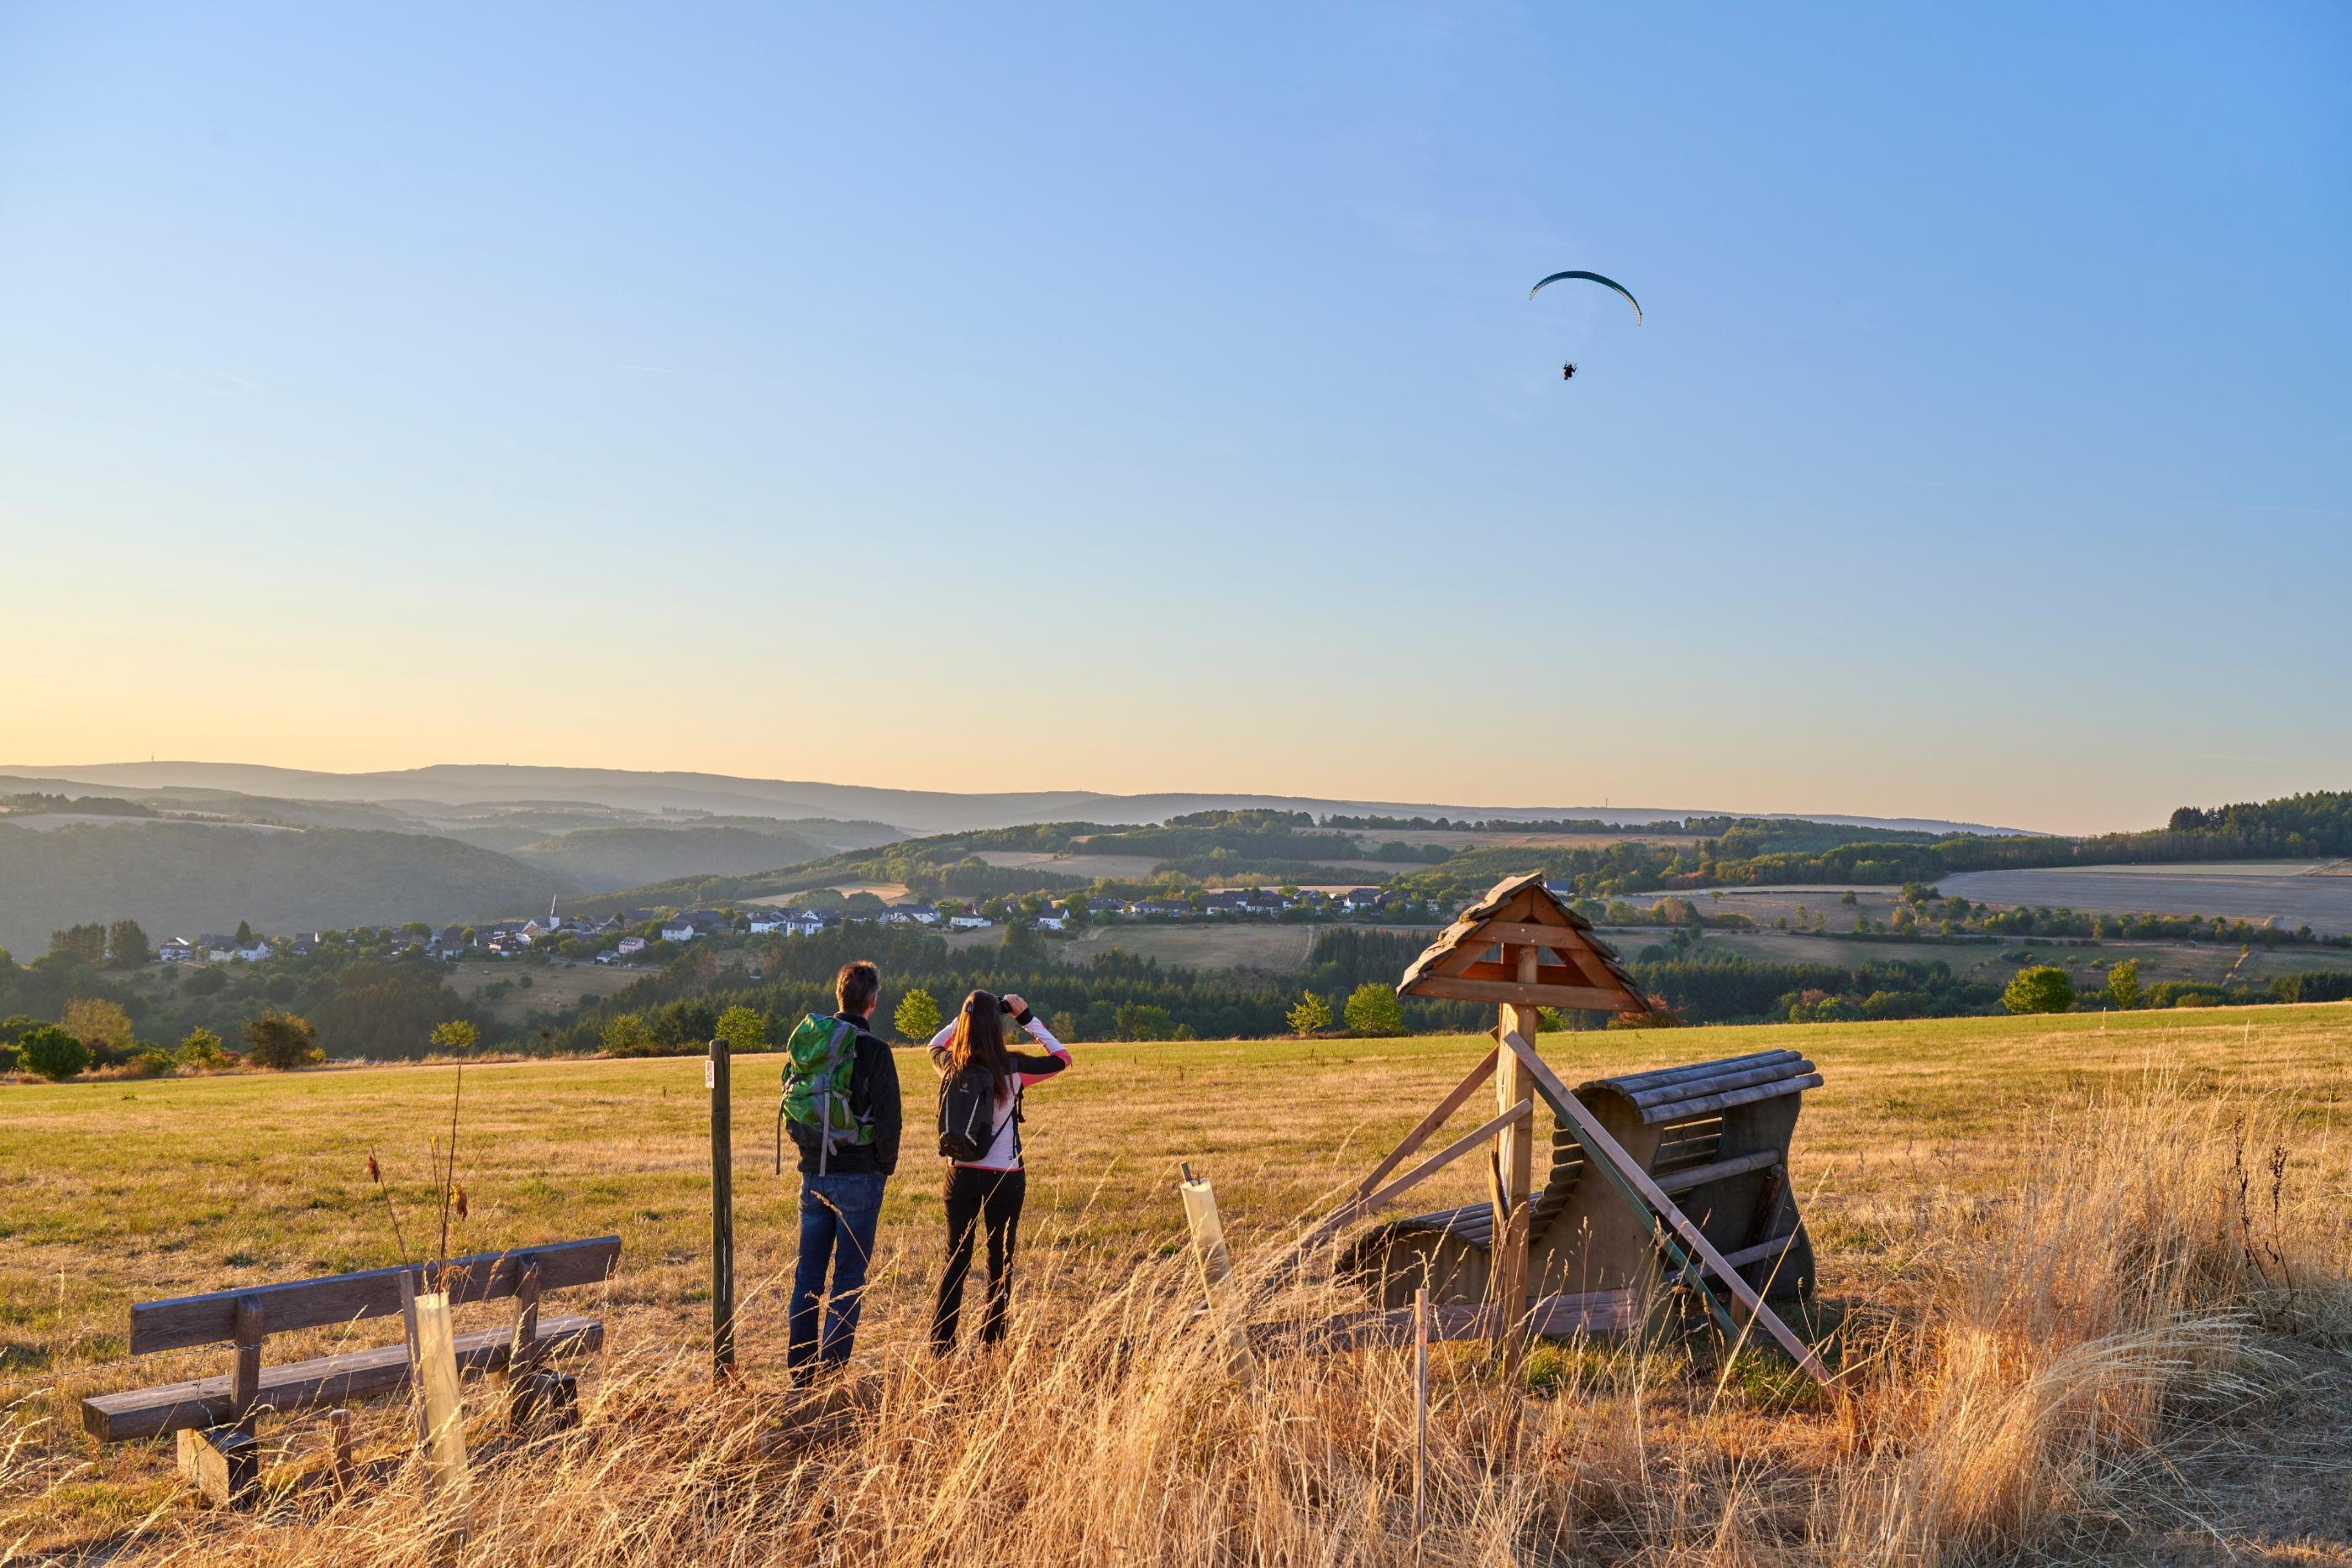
[937,1069,1016,1163]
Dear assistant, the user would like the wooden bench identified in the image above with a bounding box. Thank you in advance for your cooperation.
[1342,1049,1821,1323]
[81,1236,621,1504]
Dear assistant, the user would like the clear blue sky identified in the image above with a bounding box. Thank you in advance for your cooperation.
[3,3,2345,832]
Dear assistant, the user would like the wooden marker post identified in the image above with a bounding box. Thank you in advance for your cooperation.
[1412,1283,1430,1557]
[709,1037,736,1380]
[1491,944,1539,1401]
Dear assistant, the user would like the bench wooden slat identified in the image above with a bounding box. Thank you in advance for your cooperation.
[1247,1288,1635,1354]
[129,1238,621,1354]
[84,1315,603,1442]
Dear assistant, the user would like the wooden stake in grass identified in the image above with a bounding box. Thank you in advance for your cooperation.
[435,1064,465,1269]
[1412,1283,1430,1558]
[367,1147,412,1266]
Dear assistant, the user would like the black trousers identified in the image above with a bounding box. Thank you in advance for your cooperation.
[932,1166,1026,1350]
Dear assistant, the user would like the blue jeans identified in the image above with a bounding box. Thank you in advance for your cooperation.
[788,1170,885,1377]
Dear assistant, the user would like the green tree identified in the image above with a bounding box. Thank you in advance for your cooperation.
[601,1011,655,1056]
[176,1026,227,1068]
[429,1019,480,1054]
[1342,983,1405,1036]
[48,923,106,966]
[1285,990,1332,1036]
[19,1024,89,1081]
[715,1004,767,1054]
[1115,1002,1177,1041]
[894,987,942,1041]
[234,920,255,945]
[63,997,136,1062]
[242,1010,322,1069]
[2001,965,2075,1015]
[1061,894,1092,932]
[2106,958,2141,1010]
[106,919,153,968]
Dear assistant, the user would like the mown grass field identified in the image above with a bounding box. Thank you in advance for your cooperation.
[5,1003,2350,1560]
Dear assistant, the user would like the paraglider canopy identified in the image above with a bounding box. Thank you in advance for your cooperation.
[1528,270,1642,324]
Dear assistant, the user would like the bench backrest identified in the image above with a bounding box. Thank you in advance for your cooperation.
[129,1236,622,1355]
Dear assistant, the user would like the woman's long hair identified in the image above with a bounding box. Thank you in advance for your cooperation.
[945,990,1014,1090]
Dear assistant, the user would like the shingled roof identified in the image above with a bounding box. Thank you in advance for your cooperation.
[1395,872,1648,1014]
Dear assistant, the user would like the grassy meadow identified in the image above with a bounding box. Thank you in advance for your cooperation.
[4,1004,2350,1562]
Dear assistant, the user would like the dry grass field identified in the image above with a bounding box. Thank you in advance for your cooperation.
[4,1004,2350,1563]
[1061,920,1326,972]
[439,961,642,1025]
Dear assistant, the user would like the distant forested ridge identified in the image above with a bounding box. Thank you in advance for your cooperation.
[0,822,568,955]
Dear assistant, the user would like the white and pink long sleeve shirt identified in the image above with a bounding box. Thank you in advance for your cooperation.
[927,1013,1071,1172]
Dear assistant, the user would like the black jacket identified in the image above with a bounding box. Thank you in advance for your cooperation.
[790,1010,902,1177]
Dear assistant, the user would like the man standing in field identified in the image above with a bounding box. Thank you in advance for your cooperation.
[784,960,902,1382]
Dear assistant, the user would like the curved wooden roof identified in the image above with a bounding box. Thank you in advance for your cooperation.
[1396,872,1647,1013]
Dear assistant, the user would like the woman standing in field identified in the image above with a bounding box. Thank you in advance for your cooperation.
[927,989,1070,1352]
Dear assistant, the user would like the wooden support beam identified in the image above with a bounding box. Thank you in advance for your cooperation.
[1352,1046,1498,1203]
[1403,976,1639,1009]
[229,1296,264,1416]
[1499,1031,1833,1389]
[177,1424,259,1507]
[1492,947,1539,1408]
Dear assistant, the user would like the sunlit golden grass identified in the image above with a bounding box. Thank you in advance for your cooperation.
[4,1003,2349,1562]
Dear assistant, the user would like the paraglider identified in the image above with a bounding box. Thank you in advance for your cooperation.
[1529,269,1641,380]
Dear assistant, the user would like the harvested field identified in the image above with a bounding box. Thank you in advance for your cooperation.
[6,1004,2351,1562]
[1940,862,2352,934]
[1060,920,1322,972]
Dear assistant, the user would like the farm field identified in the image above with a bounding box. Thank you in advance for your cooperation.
[4,1003,2351,1561]
[440,960,647,1024]
[1940,862,2352,934]
[1060,919,1325,972]
[1667,927,2352,990]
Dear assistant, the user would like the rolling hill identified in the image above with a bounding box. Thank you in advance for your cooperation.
[504,824,858,893]
[0,821,570,955]
[2,761,2038,837]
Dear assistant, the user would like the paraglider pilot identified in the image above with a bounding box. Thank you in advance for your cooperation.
[1561,363,1577,381]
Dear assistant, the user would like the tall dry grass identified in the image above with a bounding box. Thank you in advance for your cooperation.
[12,1084,2345,1566]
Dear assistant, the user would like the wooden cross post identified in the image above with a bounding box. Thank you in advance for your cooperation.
[1490,944,1538,1402]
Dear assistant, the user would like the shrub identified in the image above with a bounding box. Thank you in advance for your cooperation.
[19,1024,89,1081]
[126,1046,174,1078]
[715,1004,767,1053]
[1284,991,1332,1036]
[176,1026,228,1070]
[0,1043,15,1075]
[2001,965,2075,1015]
[2106,958,2140,1009]
[242,1009,322,1070]
[1341,983,1404,1036]
[892,988,942,1041]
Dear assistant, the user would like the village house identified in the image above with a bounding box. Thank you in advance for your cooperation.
[659,910,731,941]
[616,935,648,955]
[158,936,197,963]
[1033,910,1067,932]
[429,926,473,960]
[199,932,272,963]
[885,904,940,926]
[948,913,994,931]
[1340,889,1386,914]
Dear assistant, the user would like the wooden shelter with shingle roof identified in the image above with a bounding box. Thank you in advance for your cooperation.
[1236,872,1834,1401]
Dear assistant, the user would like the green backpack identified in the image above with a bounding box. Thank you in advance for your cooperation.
[780,1014,874,1174]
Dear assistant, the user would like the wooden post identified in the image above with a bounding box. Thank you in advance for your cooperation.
[328,1407,354,1491]
[506,1255,545,1429]
[1492,945,1539,1395]
[1412,1284,1429,1557]
[709,1038,736,1381]
[230,1294,264,1414]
